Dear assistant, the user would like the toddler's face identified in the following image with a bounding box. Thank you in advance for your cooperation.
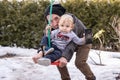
[59,20,73,33]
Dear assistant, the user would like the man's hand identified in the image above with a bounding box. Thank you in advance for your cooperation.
[45,25,51,35]
[58,57,68,67]
[46,25,51,30]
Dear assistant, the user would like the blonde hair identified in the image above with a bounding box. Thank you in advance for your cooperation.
[59,14,74,28]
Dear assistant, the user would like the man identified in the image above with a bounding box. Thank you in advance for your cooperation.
[43,4,96,80]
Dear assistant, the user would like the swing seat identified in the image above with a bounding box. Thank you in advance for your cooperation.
[51,61,60,66]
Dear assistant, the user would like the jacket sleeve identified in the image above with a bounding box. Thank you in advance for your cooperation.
[62,13,86,61]
[62,41,77,61]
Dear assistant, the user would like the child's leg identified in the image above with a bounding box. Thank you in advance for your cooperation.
[32,51,43,63]
[40,36,49,47]
[40,36,54,55]
[38,58,51,66]
[38,49,61,66]
[45,49,62,62]
[44,47,54,55]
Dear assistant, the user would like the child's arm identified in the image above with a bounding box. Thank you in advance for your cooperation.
[72,31,86,45]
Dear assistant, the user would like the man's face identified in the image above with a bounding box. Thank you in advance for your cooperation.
[47,14,60,29]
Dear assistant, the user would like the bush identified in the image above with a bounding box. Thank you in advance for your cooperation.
[0,0,49,48]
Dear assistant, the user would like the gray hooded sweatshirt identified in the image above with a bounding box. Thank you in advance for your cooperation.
[50,29,85,51]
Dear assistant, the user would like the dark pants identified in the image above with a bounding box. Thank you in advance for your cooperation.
[40,36,62,62]
[40,36,49,48]
[57,44,95,80]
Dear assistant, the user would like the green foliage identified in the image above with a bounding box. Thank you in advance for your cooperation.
[0,0,49,48]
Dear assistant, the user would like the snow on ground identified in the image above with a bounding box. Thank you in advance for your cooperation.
[0,46,120,80]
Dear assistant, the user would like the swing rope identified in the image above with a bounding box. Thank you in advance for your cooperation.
[48,0,54,48]
[47,0,60,66]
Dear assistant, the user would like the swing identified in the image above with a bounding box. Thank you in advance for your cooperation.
[41,0,60,66]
